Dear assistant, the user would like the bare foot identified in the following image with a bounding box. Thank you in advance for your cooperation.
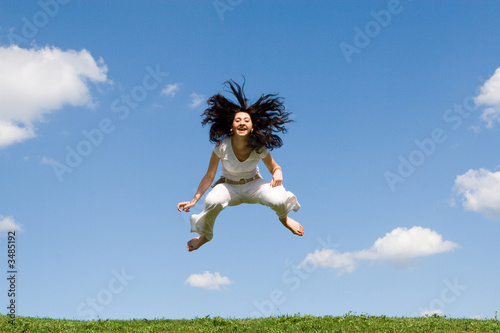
[187,235,209,251]
[280,217,304,236]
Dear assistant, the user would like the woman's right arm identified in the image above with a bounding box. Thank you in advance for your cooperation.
[177,151,220,212]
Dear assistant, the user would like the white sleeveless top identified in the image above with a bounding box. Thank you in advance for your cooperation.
[213,137,269,180]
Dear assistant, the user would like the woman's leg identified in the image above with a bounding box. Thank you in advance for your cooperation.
[188,183,238,251]
[187,235,209,252]
[249,179,303,236]
[279,216,304,236]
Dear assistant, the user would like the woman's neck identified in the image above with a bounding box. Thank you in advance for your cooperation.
[231,135,250,151]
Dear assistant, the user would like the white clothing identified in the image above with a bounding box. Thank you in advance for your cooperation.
[214,137,269,180]
[190,137,300,241]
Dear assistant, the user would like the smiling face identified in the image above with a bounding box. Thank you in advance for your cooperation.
[231,111,253,137]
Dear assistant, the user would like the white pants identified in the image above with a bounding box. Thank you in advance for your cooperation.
[190,178,300,241]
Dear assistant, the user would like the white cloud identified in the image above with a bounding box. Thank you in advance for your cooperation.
[185,271,233,290]
[475,67,500,128]
[41,156,55,165]
[0,216,23,232]
[356,227,459,265]
[469,125,481,133]
[0,121,36,147]
[476,68,500,105]
[480,108,500,129]
[448,198,457,208]
[0,45,108,148]
[453,168,500,220]
[189,92,205,108]
[161,83,181,97]
[300,227,458,275]
[301,249,357,275]
[420,309,445,317]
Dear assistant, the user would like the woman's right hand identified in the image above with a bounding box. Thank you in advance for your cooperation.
[177,199,197,212]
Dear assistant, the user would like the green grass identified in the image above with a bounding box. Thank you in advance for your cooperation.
[1,314,499,332]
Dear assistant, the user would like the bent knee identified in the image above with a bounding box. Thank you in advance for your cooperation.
[262,197,288,213]
[258,189,298,216]
[204,189,230,210]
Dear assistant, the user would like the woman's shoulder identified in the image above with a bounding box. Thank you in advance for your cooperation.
[213,136,230,157]
[254,145,269,158]
[218,136,231,149]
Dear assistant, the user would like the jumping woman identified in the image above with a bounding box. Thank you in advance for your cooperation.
[177,80,303,251]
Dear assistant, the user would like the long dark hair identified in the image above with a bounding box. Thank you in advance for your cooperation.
[201,79,293,151]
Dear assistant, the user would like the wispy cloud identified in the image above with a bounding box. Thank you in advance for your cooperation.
[161,83,181,97]
[420,309,445,317]
[0,216,23,232]
[300,227,458,275]
[185,271,233,290]
[475,67,500,128]
[0,121,35,147]
[470,314,484,320]
[453,168,500,221]
[0,45,109,148]
[41,156,55,165]
[189,92,205,108]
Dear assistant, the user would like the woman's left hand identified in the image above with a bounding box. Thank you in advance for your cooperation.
[271,169,283,187]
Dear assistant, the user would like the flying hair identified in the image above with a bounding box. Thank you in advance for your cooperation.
[201,79,293,151]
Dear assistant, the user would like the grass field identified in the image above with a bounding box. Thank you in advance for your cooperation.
[1,314,499,332]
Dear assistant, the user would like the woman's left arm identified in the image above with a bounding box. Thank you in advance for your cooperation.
[262,153,283,187]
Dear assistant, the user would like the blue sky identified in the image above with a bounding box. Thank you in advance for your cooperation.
[1,0,499,321]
